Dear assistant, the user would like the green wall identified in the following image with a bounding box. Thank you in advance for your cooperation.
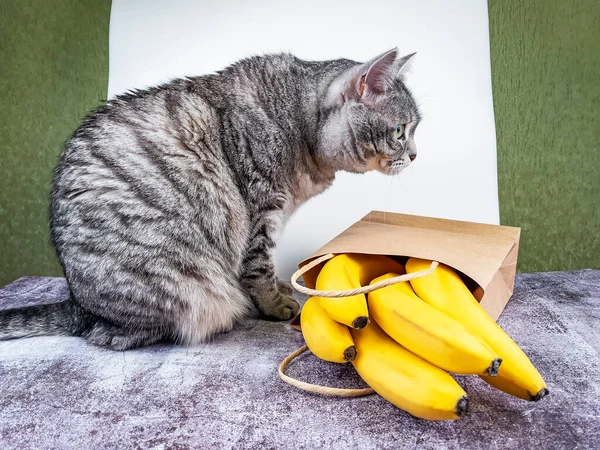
[0,1,598,286]
[0,0,111,285]
[489,0,600,272]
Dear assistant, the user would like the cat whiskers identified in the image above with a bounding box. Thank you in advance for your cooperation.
[386,159,405,175]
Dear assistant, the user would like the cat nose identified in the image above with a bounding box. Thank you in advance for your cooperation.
[409,154,417,161]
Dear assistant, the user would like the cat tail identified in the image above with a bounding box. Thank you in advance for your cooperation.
[0,299,80,340]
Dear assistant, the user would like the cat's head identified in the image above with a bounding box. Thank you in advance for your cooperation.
[318,49,420,175]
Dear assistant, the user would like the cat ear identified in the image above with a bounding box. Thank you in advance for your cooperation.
[357,48,398,97]
[327,48,400,106]
[393,52,417,79]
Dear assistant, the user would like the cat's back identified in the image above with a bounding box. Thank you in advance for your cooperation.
[50,75,246,252]
[55,76,227,192]
[64,78,220,160]
[50,52,317,230]
[212,53,323,118]
[56,53,302,172]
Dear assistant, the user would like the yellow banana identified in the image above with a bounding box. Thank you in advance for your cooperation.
[350,321,468,420]
[480,374,548,401]
[300,296,356,363]
[406,258,548,401]
[316,254,405,329]
[368,273,502,375]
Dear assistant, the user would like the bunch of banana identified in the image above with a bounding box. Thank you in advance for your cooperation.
[314,254,405,329]
[405,258,549,401]
[368,273,502,376]
[298,253,548,421]
[301,254,404,361]
[300,296,356,363]
[351,320,468,420]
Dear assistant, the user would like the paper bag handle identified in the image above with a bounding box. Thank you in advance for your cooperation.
[290,253,438,297]
[278,345,375,397]
[281,254,439,397]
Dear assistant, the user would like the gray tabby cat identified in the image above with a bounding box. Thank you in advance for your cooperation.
[0,48,420,350]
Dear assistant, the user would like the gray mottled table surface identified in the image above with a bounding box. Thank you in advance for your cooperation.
[1,270,599,449]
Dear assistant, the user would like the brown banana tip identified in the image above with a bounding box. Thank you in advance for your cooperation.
[352,316,369,329]
[455,396,469,418]
[487,358,503,377]
[531,388,549,402]
[343,345,357,362]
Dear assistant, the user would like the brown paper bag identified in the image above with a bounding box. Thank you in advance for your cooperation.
[295,210,520,322]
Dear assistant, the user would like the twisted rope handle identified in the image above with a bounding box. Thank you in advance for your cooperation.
[278,345,375,397]
[290,253,438,297]
[282,254,439,396]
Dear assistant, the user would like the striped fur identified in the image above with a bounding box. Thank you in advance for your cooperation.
[0,50,420,349]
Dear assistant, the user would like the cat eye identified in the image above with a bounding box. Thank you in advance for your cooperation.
[394,124,405,140]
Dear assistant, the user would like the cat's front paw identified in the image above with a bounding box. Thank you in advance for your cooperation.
[277,278,294,296]
[259,293,299,321]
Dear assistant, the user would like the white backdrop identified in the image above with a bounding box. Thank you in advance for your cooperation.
[108,0,499,278]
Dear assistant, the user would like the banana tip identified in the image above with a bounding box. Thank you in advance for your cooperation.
[352,316,369,329]
[343,345,357,362]
[531,388,549,401]
[455,396,469,418]
[487,358,503,377]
